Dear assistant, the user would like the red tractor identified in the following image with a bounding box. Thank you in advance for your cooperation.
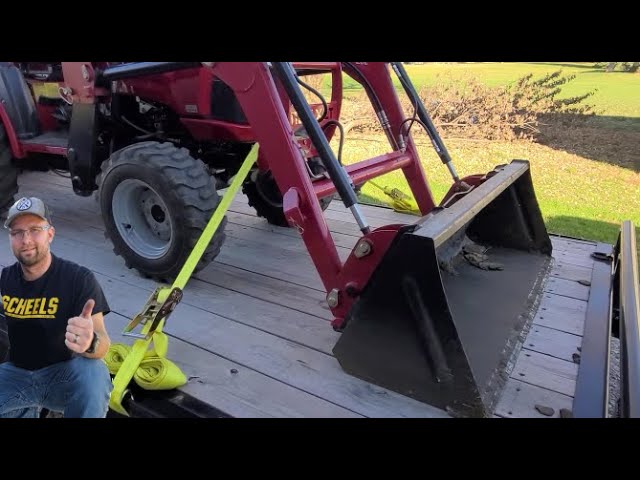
[0,62,344,280]
[0,62,555,417]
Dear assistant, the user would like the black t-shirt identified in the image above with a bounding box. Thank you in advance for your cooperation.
[0,254,110,370]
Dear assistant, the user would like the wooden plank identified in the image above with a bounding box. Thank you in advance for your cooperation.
[224,221,351,261]
[177,275,339,354]
[106,311,361,418]
[230,198,364,238]
[511,350,578,397]
[92,272,449,418]
[216,235,325,291]
[551,243,597,257]
[195,263,331,321]
[0,236,337,355]
[19,179,103,226]
[550,262,593,283]
[544,277,590,301]
[552,250,596,269]
[495,378,574,418]
[551,236,597,251]
[533,293,587,336]
[226,210,358,251]
[523,325,582,362]
[37,214,111,249]
[21,169,70,188]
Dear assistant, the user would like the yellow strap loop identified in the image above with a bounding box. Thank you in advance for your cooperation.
[108,143,260,416]
[105,333,186,390]
[367,180,421,215]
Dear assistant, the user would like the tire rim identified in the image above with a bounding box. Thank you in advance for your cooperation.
[112,179,173,259]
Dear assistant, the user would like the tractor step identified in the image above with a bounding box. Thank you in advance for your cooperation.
[21,130,68,147]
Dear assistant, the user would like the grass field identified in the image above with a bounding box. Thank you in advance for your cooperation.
[334,62,640,260]
[346,134,640,245]
[340,62,640,118]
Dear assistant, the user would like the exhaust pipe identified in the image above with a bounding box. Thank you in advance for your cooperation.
[333,160,553,417]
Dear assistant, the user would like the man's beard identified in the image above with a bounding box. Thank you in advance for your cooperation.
[16,246,45,267]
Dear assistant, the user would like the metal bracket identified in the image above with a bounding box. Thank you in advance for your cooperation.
[591,242,615,262]
[122,287,183,340]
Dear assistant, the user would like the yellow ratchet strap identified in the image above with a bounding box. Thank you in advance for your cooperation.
[108,143,260,416]
[367,180,421,215]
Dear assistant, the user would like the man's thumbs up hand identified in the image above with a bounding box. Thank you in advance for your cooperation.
[66,299,96,353]
[80,299,95,320]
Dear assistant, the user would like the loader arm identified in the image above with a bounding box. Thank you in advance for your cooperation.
[209,62,446,326]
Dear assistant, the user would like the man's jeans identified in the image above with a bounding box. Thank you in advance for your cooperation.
[0,356,113,418]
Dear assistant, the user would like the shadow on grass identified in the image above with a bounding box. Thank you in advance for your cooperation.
[535,113,640,173]
[528,62,603,71]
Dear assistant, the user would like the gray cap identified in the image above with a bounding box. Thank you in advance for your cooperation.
[4,197,52,229]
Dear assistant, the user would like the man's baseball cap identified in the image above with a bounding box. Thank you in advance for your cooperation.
[4,197,52,229]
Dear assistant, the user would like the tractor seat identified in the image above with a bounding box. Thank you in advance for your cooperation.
[0,63,40,140]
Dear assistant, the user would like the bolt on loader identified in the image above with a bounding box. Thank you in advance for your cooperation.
[1,61,626,418]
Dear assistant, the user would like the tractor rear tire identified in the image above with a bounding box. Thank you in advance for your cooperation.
[96,141,226,282]
[243,168,333,228]
[0,124,19,221]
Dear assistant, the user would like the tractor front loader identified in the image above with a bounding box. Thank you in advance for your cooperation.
[208,62,553,417]
[0,62,554,417]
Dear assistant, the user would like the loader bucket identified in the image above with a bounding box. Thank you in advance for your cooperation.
[333,160,553,417]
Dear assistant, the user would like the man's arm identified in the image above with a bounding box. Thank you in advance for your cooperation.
[83,311,111,360]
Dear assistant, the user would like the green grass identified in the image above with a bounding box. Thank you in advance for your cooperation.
[339,134,640,258]
[338,62,640,118]
[330,62,640,262]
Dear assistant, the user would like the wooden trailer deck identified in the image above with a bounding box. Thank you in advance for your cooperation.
[0,170,601,418]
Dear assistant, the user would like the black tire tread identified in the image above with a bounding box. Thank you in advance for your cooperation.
[243,175,332,228]
[96,141,225,281]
